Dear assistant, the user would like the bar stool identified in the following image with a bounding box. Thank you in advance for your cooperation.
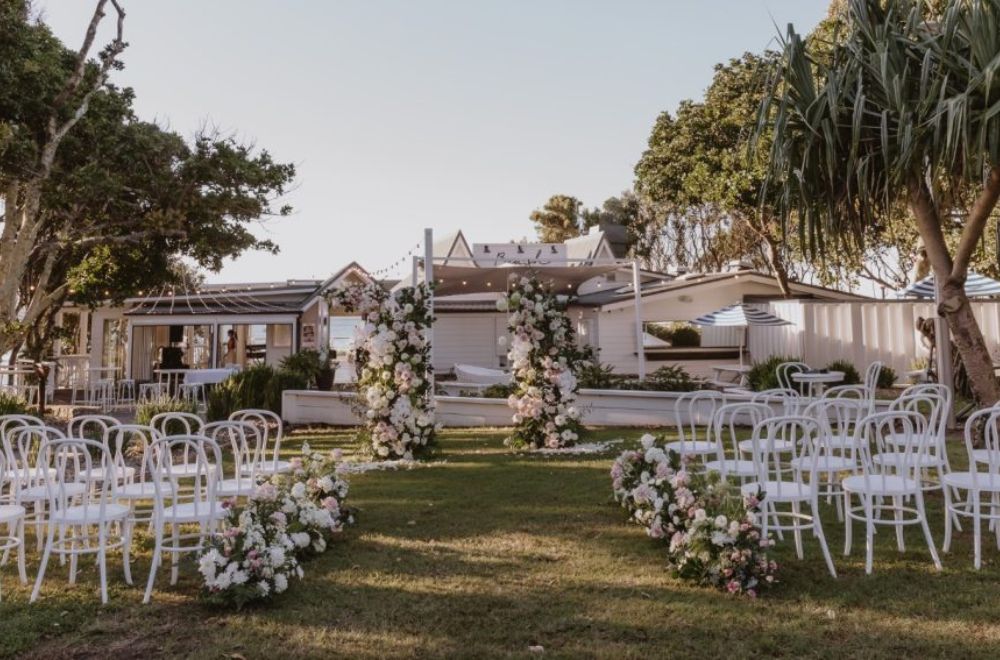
[178,383,207,409]
[138,383,166,402]
[117,379,136,407]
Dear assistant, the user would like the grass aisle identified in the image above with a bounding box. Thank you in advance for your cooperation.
[4,427,1000,658]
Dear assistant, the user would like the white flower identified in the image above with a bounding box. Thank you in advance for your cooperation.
[274,573,289,593]
[640,434,656,450]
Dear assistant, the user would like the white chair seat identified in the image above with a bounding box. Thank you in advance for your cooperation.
[158,501,227,524]
[116,481,174,499]
[942,471,1000,492]
[871,452,943,470]
[0,504,26,523]
[790,455,857,473]
[741,480,811,501]
[77,466,136,482]
[704,459,756,477]
[19,482,87,501]
[822,433,862,450]
[738,438,795,454]
[842,474,921,496]
[215,478,256,497]
[51,503,130,524]
[4,467,57,483]
[662,441,715,456]
[166,463,216,478]
[244,460,292,476]
[971,449,1000,465]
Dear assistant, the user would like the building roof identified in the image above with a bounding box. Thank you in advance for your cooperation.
[579,270,869,309]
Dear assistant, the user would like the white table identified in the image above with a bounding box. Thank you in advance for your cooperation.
[710,364,751,389]
[184,368,239,385]
[791,370,845,398]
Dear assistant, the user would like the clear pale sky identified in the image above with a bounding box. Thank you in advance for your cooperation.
[38,1,829,284]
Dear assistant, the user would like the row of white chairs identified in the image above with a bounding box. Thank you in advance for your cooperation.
[661,379,1000,575]
[0,409,288,603]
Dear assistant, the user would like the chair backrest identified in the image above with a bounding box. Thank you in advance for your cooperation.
[0,414,44,471]
[149,411,204,437]
[147,435,222,517]
[203,420,260,484]
[672,390,722,448]
[42,437,115,513]
[11,426,67,496]
[710,402,772,468]
[107,424,160,485]
[67,414,119,444]
[805,397,866,457]
[890,388,948,448]
[864,361,884,393]
[751,388,801,415]
[964,407,1000,486]
[749,415,819,495]
[229,409,283,465]
[853,410,929,487]
[776,362,809,391]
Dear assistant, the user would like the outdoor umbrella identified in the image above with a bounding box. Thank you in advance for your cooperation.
[691,303,791,367]
[897,271,1000,299]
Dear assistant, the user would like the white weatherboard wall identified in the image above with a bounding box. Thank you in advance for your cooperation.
[746,299,1000,376]
[433,313,505,371]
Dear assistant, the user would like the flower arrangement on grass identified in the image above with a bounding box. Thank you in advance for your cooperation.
[329,281,438,459]
[611,434,778,597]
[498,275,582,449]
[199,445,355,609]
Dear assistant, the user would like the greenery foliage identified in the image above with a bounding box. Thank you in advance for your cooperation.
[824,360,861,386]
[747,355,801,392]
[876,365,898,389]
[0,391,30,416]
[206,365,307,421]
[136,396,199,432]
[280,350,328,388]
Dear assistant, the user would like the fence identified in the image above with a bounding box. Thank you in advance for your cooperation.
[748,299,1000,376]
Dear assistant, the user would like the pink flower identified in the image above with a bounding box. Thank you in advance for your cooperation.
[726,580,741,594]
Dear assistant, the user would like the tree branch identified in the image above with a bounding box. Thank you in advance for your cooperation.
[952,166,1000,277]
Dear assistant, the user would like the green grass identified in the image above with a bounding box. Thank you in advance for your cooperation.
[3,426,1000,658]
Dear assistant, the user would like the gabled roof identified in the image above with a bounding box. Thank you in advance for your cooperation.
[433,230,472,264]
[563,229,618,263]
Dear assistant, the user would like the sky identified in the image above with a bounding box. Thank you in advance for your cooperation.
[38,0,830,284]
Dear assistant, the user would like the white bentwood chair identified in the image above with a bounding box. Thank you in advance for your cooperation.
[704,402,772,482]
[0,450,27,600]
[204,421,261,498]
[662,391,723,462]
[744,415,838,578]
[841,410,942,575]
[144,434,225,603]
[31,437,133,604]
[943,407,1000,569]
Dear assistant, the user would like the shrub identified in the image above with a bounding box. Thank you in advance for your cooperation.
[0,391,30,416]
[668,324,701,348]
[876,365,897,389]
[747,355,802,392]
[618,364,699,392]
[136,396,199,432]
[825,360,861,385]
[577,361,617,389]
[206,364,307,421]
[280,350,327,388]
[479,383,515,399]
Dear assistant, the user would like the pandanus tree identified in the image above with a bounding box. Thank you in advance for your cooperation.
[759,0,1000,403]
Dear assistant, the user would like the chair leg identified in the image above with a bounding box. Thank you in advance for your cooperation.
[30,522,56,603]
[791,501,803,560]
[973,490,982,570]
[812,499,837,578]
[16,519,26,584]
[69,527,78,585]
[170,525,180,585]
[943,485,954,552]
[916,489,942,571]
[144,522,163,604]
[863,495,875,575]
[893,495,905,552]
[98,523,109,604]
[122,519,133,586]
[843,491,853,556]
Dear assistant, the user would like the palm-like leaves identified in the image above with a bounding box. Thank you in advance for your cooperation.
[759,0,1000,259]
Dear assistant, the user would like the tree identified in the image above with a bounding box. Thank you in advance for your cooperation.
[530,194,582,242]
[759,0,1000,402]
[0,0,126,352]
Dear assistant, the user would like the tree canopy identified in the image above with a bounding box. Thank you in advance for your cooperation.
[530,194,582,243]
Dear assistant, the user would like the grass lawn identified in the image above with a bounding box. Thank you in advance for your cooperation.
[3,425,1000,658]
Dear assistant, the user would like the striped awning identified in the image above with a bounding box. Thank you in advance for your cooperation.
[691,303,791,327]
[897,271,1000,299]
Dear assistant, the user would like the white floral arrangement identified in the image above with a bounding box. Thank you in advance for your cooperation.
[199,483,304,609]
[611,434,778,598]
[498,275,582,449]
[199,445,355,608]
[329,281,438,459]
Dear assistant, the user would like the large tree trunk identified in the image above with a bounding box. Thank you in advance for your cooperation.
[908,177,1000,405]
